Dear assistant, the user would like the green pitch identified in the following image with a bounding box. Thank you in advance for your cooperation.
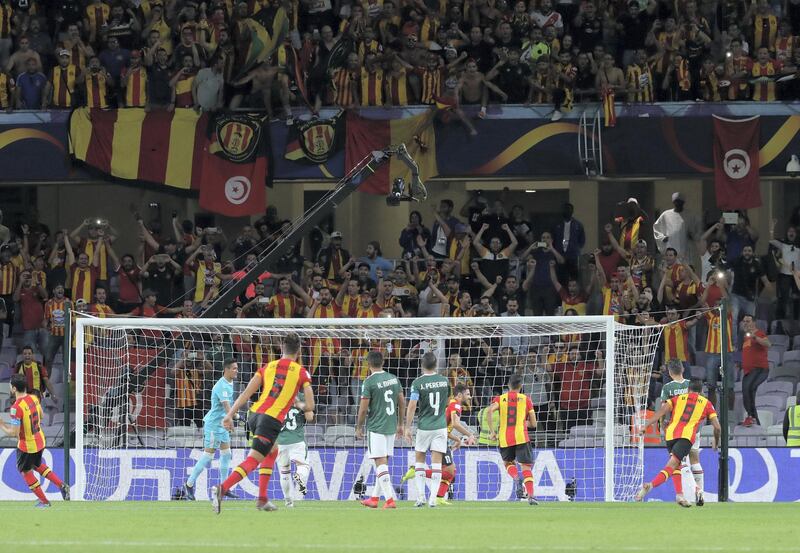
[0,501,794,553]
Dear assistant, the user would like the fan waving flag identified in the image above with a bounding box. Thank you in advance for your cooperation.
[197,112,269,217]
[237,6,289,78]
[345,110,438,195]
[713,115,761,210]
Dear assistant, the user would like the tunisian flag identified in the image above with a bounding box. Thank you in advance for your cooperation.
[197,112,269,217]
[713,115,761,210]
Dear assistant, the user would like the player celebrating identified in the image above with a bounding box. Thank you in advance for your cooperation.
[486,374,538,505]
[355,351,405,509]
[276,392,314,507]
[660,359,706,506]
[404,352,450,508]
[212,332,314,513]
[637,379,721,507]
[183,358,238,500]
[0,375,69,507]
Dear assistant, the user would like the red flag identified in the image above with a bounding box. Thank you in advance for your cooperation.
[197,112,269,217]
[713,115,761,210]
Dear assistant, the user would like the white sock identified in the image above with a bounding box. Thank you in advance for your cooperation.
[691,463,704,493]
[279,467,293,500]
[296,464,310,488]
[428,463,443,505]
[414,462,427,501]
[376,464,393,500]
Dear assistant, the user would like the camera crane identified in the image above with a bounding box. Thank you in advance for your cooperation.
[201,144,427,318]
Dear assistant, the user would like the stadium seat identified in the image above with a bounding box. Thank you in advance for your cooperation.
[757,395,788,411]
[0,362,11,381]
[768,335,790,349]
[782,350,800,363]
[756,320,768,333]
[558,437,603,448]
[42,425,63,447]
[767,424,785,436]
[305,425,325,447]
[734,381,743,393]
[757,410,774,429]
[694,352,709,369]
[768,364,800,383]
[49,412,65,426]
[569,425,602,438]
[134,429,166,448]
[730,436,767,447]
[788,396,797,409]
[0,435,16,447]
[324,425,357,447]
[733,425,766,437]
[166,426,201,448]
[768,350,782,369]
[765,436,786,447]
[761,381,794,396]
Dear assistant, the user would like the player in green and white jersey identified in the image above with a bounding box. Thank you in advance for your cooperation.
[355,351,405,509]
[277,392,314,508]
[404,352,449,507]
[660,359,704,506]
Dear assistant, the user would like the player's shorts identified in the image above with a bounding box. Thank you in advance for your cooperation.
[277,441,308,466]
[247,412,283,456]
[203,425,231,449]
[16,449,43,472]
[367,432,395,459]
[499,442,533,465]
[443,447,453,467]
[666,438,693,460]
[690,439,701,452]
[415,428,448,454]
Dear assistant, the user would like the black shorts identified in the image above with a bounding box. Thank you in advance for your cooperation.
[16,449,43,472]
[247,412,283,456]
[443,447,453,467]
[499,443,533,465]
[665,438,693,460]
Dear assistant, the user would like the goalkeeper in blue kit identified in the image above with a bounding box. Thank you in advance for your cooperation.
[184,359,238,500]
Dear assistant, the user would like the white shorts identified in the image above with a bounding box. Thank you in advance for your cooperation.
[277,441,308,467]
[415,428,448,454]
[367,432,395,459]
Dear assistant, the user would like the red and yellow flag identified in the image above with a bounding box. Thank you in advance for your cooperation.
[345,110,438,194]
[70,107,205,189]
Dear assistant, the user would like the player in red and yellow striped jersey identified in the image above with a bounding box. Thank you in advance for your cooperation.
[122,50,147,107]
[0,375,69,507]
[661,308,698,367]
[486,374,538,504]
[637,380,721,506]
[213,333,314,513]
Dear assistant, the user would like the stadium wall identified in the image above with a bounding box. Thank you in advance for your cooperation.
[1,447,797,502]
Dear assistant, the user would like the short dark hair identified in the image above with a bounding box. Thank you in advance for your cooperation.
[689,379,703,393]
[367,351,384,368]
[453,382,468,396]
[440,199,454,209]
[281,332,301,354]
[10,374,27,393]
[667,359,683,376]
[508,373,523,390]
[421,352,437,370]
[223,358,237,369]
[22,345,33,353]
[665,247,678,256]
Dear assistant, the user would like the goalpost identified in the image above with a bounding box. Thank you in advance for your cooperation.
[72,316,663,502]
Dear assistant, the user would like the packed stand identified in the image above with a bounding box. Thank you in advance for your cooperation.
[0,0,797,118]
[2,189,799,447]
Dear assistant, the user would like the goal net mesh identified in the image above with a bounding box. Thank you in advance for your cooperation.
[74,317,663,502]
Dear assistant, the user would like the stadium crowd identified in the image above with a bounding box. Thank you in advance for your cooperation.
[1,188,799,441]
[0,0,800,119]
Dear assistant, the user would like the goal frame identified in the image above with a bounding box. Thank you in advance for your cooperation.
[73,315,619,501]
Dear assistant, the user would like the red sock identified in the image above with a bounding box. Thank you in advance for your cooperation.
[35,464,64,488]
[258,449,279,502]
[424,469,432,478]
[22,471,48,503]
[506,464,519,480]
[220,455,259,494]
[671,470,683,495]
[438,466,455,498]
[521,466,534,498]
[650,468,670,488]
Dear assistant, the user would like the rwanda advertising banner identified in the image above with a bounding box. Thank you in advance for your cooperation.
[1,447,797,502]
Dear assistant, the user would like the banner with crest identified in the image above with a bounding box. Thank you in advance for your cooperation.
[284,110,346,165]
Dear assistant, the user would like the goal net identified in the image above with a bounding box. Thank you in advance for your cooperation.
[73,316,663,502]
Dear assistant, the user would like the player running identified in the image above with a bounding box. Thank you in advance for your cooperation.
[277,392,314,507]
[486,374,538,505]
[184,359,238,500]
[659,359,706,506]
[212,332,314,513]
[0,375,69,507]
[637,379,721,507]
[355,351,405,509]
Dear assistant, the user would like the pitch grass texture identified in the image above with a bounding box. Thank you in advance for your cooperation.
[0,501,793,553]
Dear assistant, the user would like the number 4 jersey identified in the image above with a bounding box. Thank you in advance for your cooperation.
[361,370,401,435]
[410,373,450,431]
